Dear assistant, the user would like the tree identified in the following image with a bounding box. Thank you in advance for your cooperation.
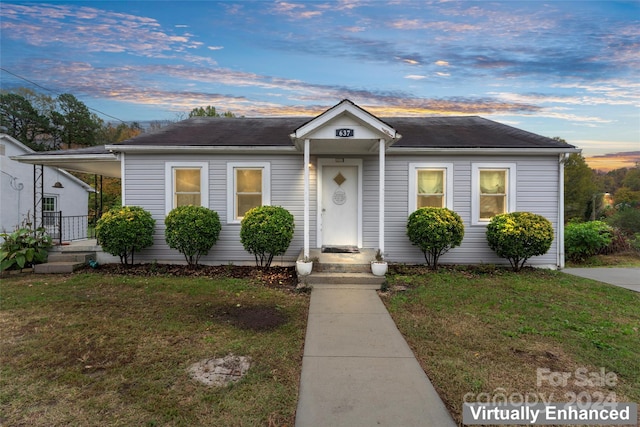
[188,105,235,118]
[98,122,142,144]
[165,206,221,265]
[406,207,464,270]
[240,206,294,267]
[0,93,52,149]
[564,152,598,221]
[95,206,155,265]
[486,212,554,272]
[51,93,102,149]
[622,168,640,191]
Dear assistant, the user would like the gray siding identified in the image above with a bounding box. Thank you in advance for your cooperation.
[124,153,315,264]
[384,154,560,267]
[123,152,560,267]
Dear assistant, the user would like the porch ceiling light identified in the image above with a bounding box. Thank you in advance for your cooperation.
[52,181,64,188]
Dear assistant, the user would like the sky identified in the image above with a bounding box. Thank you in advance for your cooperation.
[1,1,639,169]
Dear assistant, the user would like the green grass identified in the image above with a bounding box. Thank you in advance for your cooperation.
[381,266,640,425]
[565,251,640,267]
[0,273,309,426]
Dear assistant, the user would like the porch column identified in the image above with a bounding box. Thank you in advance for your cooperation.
[378,138,385,254]
[304,138,310,258]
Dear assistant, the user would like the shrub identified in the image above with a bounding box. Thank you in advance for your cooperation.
[406,207,464,270]
[0,226,52,271]
[486,212,554,271]
[606,206,640,235]
[96,206,155,265]
[240,205,294,268]
[165,205,221,265]
[564,220,612,262]
[599,227,631,255]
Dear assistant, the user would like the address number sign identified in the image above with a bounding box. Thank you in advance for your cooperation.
[335,128,354,137]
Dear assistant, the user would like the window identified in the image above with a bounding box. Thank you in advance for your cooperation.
[42,196,57,227]
[227,162,271,223]
[165,162,209,214]
[408,163,453,214]
[472,163,516,224]
[42,196,57,212]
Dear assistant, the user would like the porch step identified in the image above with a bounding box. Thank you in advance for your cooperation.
[313,262,374,273]
[47,252,96,263]
[302,272,385,289]
[34,251,96,274]
[34,261,86,274]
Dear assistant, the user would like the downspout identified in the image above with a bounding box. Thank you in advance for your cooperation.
[120,152,126,206]
[558,153,569,269]
[379,139,385,254]
[304,139,310,259]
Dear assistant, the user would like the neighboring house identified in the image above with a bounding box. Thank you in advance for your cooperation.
[1,134,94,242]
[14,100,579,267]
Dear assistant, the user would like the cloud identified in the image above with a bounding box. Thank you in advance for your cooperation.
[6,58,543,119]
[0,3,203,57]
[208,46,224,51]
[271,2,323,19]
[405,75,427,80]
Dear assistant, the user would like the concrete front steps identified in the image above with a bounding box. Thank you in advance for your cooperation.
[299,248,386,289]
[35,252,96,274]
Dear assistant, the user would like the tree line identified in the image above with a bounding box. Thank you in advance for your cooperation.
[1,87,236,216]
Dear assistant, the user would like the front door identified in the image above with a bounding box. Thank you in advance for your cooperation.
[320,162,360,247]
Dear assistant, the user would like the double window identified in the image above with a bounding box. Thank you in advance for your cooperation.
[165,162,209,214]
[227,162,271,223]
[410,162,516,224]
[408,163,453,213]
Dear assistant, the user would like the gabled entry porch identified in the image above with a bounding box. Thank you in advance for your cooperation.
[289,100,401,260]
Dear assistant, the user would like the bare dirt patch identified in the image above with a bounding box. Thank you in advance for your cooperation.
[208,304,289,331]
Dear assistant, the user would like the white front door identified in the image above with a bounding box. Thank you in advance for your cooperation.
[319,161,361,247]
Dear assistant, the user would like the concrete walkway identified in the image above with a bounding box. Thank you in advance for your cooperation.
[295,286,456,427]
[562,267,640,293]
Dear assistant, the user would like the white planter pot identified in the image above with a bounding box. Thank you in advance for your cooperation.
[371,261,388,277]
[296,260,313,276]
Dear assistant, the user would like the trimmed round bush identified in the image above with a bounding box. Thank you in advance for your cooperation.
[96,206,155,265]
[165,205,221,265]
[407,207,464,270]
[240,205,295,267]
[564,220,612,262]
[486,212,554,271]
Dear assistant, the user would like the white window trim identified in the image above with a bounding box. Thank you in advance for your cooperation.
[408,163,454,214]
[471,162,517,225]
[164,161,209,214]
[226,162,271,224]
[42,195,58,212]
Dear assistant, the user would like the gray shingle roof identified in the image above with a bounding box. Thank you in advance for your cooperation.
[113,115,574,150]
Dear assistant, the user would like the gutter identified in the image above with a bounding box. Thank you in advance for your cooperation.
[387,147,582,155]
[11,153,119,164]
[106,145,299,154]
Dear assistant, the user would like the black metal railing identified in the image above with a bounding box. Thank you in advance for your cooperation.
[43,212,96,245]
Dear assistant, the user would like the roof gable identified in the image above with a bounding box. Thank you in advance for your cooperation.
[291,99,399,142]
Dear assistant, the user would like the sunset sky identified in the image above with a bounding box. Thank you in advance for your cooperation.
[1,1,638,169]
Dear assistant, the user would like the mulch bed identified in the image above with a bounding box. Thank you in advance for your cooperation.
[76,263,299,289]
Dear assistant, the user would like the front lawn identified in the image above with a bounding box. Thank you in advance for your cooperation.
[0,268,308,426]
[381,266,640,426]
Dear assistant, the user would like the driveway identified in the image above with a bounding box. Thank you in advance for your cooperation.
[562,268,640,293]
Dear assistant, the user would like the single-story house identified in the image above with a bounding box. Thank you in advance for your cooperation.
[14,100,580,268]
[1,134,94,242]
